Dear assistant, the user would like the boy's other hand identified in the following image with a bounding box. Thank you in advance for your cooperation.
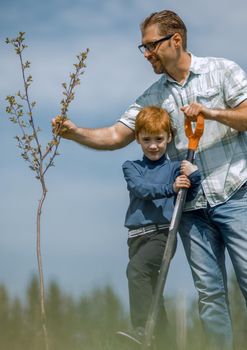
[173,175,191,193]
[180,160,198,176]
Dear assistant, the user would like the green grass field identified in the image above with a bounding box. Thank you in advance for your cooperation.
[0,275,246,350]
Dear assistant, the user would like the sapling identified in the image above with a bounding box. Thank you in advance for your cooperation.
[5,32,89,350]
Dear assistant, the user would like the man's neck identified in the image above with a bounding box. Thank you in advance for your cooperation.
[167,52,191,85]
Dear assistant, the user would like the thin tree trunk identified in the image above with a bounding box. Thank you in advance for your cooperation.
[36,181,49,350]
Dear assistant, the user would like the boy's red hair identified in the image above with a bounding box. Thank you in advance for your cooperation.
[135,106,171,138]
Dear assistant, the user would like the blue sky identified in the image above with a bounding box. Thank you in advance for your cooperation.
[1,0,247,306]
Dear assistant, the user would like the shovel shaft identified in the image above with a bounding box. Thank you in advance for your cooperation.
[142,150,195,349]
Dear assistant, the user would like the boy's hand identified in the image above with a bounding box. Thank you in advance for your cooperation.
[180,160,198,176]
[173,175,191,193]
[52,116,77,139]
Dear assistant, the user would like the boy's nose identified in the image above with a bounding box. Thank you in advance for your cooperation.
[149,143,158,149]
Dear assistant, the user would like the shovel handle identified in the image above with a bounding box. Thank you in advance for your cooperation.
[184,113,204,151]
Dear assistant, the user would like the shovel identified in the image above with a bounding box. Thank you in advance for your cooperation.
[142,114,204,350]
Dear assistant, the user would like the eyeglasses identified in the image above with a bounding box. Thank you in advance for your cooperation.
[138,34,174,54]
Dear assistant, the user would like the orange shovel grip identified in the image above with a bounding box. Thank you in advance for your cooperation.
[184,114,204,151]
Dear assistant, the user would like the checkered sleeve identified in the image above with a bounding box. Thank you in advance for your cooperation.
[223,60,247,108]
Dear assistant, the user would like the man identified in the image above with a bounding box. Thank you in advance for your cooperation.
[53,10,247,349]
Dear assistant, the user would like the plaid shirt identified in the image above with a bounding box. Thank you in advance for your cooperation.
[119,54,247,210]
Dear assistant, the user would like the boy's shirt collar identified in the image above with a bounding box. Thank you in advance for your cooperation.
[143,153,167,165]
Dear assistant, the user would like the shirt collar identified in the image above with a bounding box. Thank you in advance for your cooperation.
[161,53,209,84]
[143,153,167,165]
[189,53,210,74]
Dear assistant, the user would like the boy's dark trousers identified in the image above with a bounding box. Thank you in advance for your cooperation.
[126,228,176,341]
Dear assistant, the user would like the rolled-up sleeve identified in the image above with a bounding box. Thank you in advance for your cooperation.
[223,61,247,108]
[118,76,165,130]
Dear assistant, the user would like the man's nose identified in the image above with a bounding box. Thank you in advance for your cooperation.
[144,49,152,59]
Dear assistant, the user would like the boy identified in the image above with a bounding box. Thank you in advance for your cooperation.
[120,106,201,345]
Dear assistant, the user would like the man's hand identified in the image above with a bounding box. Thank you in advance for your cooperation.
[180,160,198,176]
[181,100,247,131]
[173,175,191,193]
[52,116,78,140]
[181,102,214,121]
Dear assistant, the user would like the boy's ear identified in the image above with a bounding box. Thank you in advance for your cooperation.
[136,134,140,143]
[167,133,172,143]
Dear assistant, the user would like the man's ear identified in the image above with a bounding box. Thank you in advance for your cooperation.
[172,33,183,49]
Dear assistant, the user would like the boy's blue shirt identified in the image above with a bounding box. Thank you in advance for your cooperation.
[122,154,201,229]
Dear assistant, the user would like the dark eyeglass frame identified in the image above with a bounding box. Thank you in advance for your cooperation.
[138,34,174,54]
